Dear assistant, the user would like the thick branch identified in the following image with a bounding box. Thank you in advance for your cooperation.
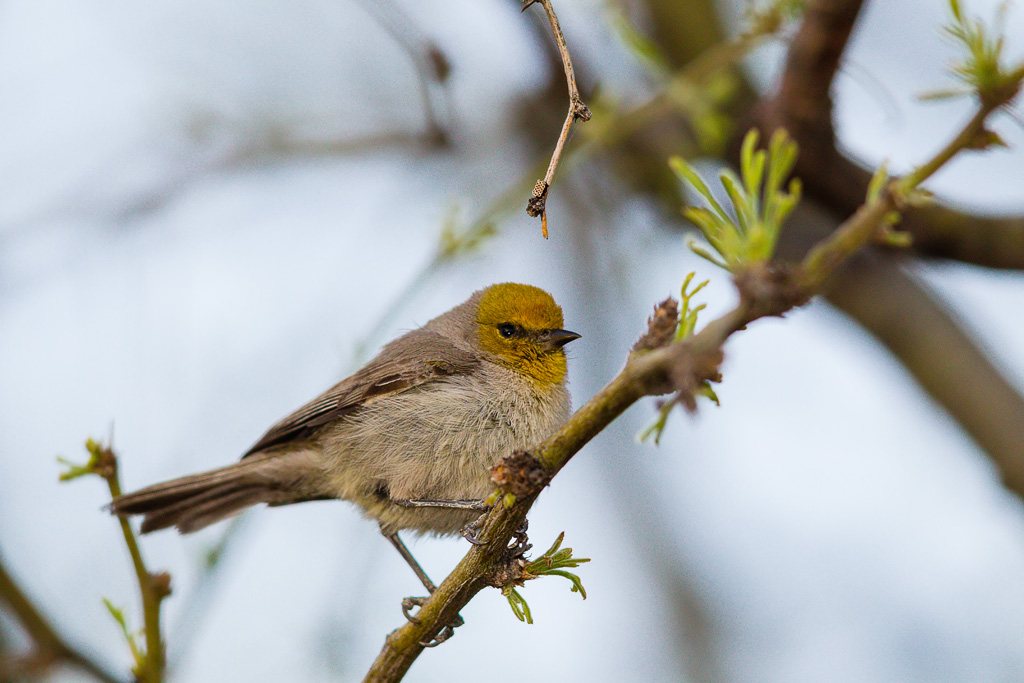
[752,0,865,197]
[827,252,1024,494]
[899,204,1024,269]
[785,198,1024,497]
[363,67,1023,680]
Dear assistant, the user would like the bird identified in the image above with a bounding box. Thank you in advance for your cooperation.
[110,282,579,600]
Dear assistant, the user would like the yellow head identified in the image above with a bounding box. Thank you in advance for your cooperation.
[475,283,579,388]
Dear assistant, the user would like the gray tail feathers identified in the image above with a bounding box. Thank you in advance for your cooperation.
[109,451,326,534]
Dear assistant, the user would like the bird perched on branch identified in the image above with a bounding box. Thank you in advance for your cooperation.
[110,282,579,598]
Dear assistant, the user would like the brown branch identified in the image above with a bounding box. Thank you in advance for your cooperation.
[784,198,1024,496]
[827,251,1024,494]
[752,0,865,193]
[0,554,124,683]
[522,0,592,238]
[362,64,1022,679]
[899,203,1024,269]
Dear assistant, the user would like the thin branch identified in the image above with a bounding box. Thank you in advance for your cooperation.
[61,440,169,683]
[102,451,167,683]
[166,516,247,671]
[523,0,592,238]
[0,554,124,683]
[354,0,453,146]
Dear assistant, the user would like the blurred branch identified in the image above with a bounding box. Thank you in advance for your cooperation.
[828,251,1024,494]
[166,515,247,673]
[898,205,1024,269]
[363,82,1019,680]
[752,0,864,193]
[0,553,123,683]
[751,0,1024,270]
[354,0,453,146]
[785,196,1024,494]
[522,0,593,238]
[596,16,785,154]
[639,0,734,65]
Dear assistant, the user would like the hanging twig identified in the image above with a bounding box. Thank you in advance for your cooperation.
[522,0,592,238]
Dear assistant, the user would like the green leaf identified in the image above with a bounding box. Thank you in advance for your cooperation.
[503,587,533,624]
[670,157,730,220]
[638,400,675,444]
[688,242,730,270]
[739,129,766,215]
[57,456,94,482]
[103,598,144,675]
[501,533,591,624]
[720,172,754,235]
[697,382,721,406]
[878,228,913,248]
[950,0,963,24]
[918,87,972,101]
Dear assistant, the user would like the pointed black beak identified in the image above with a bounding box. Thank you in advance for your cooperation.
[542,328,581,350]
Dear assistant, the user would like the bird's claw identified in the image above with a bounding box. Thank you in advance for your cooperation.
[460,517,487,545]
[421,613,465,647]
[401,596,465,647]
[511,519,531,558]
[401,596,427,624]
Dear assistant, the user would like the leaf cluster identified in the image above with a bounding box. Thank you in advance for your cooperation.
[502,532,590,624]
[924,0,1024,106]
[671,128,801,272]
[638,273,720,445]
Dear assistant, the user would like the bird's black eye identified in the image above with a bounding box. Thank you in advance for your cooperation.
[497,323,517,338]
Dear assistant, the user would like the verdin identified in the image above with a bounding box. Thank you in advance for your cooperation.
[111,282,579,590]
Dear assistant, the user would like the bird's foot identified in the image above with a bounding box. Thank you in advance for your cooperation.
[510,519,532,558]
[460,516,487,546]
[401,596,465,647]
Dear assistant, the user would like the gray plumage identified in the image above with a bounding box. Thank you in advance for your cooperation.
[110,286,575,537]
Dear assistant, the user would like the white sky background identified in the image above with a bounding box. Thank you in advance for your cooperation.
[1,0,1024,681]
